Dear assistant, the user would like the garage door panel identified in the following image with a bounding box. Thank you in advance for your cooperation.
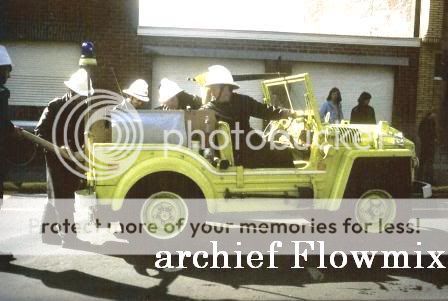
[293,63,394,122]
[152,56,266,129]
[5,42,79,107]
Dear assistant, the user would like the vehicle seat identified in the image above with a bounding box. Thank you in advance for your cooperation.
[216,121,234,166]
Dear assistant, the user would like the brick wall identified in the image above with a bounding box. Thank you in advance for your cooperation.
[2,0,420,137]
[424,0,445,42]
[416,0,445,143]
[2,0,144,92]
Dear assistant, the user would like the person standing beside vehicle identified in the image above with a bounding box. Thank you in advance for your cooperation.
[350,91,376,124]
[0,45,22,206]
[320,87,343,124]
[157,78,202,110]
[35,68,93,246]
[418,111,437,184]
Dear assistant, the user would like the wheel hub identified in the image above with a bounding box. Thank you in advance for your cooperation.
[140,191,188,239]
[355,189,397,233]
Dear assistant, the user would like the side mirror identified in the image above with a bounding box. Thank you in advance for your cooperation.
[320,143,334,159]
[324,112,331,124]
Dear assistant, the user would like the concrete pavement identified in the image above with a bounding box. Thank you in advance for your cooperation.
[0,193,447,300]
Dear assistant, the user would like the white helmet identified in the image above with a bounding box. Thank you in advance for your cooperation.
[123,79,149,102]
[158,78,183,104]
[204,65,239,89]
[0,45,13,68]
[64,69,94,96]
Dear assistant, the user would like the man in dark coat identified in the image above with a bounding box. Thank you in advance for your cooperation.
[418,112,437,184]
[350,92,376,124]
[201,65,295,168]
[35,68,92,245]
[0,45,22,206]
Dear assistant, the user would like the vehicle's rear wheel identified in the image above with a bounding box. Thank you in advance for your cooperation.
[120,173,206,273]
[140,191,190,240]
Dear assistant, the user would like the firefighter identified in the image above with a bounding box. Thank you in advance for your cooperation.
[35,68,93,246]
[0,45,22,206]
[157,78,202,110]
[201,65,295,168]
[116,79,150,110]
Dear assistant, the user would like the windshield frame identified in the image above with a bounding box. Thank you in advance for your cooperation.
[262,73,322,130]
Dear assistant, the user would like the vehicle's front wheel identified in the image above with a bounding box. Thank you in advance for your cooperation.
[353,189,399,233]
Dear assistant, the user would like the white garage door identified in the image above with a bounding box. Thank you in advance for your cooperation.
[292,62,394,122]
[4,42,79,106]
[152,56,266,129]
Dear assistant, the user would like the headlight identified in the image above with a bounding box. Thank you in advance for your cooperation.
[393,132,404,146]
[379,132,405,148]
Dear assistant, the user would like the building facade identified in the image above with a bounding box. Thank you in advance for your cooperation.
[0,0,443,144]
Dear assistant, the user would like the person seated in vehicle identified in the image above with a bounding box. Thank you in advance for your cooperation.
[156,78,202,110]
[116,79,150,110]
[201,65,295,168]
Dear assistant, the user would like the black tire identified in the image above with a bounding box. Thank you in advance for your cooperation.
[341,158,412,232]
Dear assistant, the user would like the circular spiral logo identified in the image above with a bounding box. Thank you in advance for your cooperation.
[52,89,144,181]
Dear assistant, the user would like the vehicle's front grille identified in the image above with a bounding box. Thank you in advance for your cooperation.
[326,126,362,145]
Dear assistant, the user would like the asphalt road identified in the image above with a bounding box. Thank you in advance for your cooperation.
[1,193,448,301]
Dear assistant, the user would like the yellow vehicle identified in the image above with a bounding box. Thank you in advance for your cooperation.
[80,73,419,238]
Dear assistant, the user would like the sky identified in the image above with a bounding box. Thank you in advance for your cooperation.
[139,0,417,37]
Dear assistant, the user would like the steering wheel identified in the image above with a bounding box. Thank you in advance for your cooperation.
[263,115,310,148]
[263,117,300,147]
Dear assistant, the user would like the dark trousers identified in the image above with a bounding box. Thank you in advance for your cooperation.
[236,133,295,169]
[0,170,4,207]
[418,156,434,184]
[42,154,81,241]
[0,157,7,206]
[418,146,435,184]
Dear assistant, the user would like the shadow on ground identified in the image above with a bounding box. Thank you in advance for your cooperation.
[1,251,447,301]
[0,253,192,301]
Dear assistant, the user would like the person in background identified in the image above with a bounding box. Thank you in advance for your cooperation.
[418,111,437,184]
[320,87,343,124]
[350,91,376,124]
[116,79,150,110]
[157,78,202,110]
[0,45,22,207]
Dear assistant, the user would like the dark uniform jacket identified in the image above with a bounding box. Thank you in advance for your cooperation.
[201,93,293,168]
[0,84,14,155]
[0,84,14,199]
[418,116,436,160]
[35,93,86,199]
[202,92,291,132]
[350,105,376,124]
[156,92,202,110]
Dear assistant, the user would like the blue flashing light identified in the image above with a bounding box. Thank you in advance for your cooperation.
[81,41,95,58]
